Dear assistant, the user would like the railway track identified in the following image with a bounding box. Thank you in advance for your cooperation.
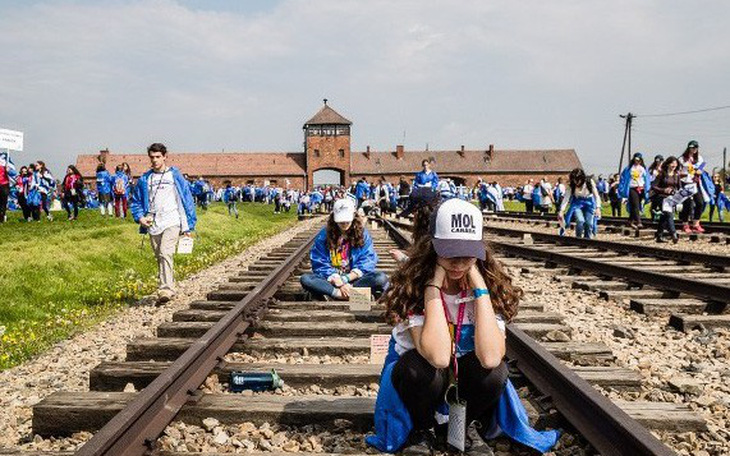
[389,216,730,332]
[7,218,709,456]
[490,211,730,243]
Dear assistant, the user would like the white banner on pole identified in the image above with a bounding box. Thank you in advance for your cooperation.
[0,129,24,151]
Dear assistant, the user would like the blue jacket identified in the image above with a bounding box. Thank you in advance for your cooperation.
[414,170,439,190]
[355,181,371,200]
[698,169,716,206]
[310,227,378,278]
[129,167,197,234]
[111,171,130,195]
[366,340,559,453]
[223,187,239,203]
[618,166,650,201]
[531,186,543,207]
[96,170,113,195]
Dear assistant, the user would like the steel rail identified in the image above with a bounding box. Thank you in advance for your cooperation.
[493,211,730,234]
[386,217,730,270]
[489,241,730,303]
[378,217,677,456]
[76,232,317,456]
[481,224,730,270]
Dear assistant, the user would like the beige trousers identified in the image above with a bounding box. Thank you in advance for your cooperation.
[149,225,180,292]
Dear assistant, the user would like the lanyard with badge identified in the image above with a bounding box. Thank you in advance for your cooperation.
[147,168,170,231]
[441,289,472,451]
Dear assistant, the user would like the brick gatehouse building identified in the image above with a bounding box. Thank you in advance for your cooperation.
[76,101,582,189]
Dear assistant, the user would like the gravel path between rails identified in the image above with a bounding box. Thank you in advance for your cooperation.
[0,217,322,451]
[485,219,730,256]
[511,264,730,456]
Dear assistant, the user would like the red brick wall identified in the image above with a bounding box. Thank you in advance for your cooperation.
[306,133,351,190]
[350,172,571,187]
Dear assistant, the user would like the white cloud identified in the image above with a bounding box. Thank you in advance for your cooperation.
[0,0,729,174]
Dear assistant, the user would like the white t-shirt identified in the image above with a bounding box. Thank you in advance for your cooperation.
[148,170,181,235]
[522,184,533,198]
[629,165,645,188]
[392,291,506,357]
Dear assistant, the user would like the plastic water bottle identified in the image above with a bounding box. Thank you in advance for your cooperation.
[229,369,284,392]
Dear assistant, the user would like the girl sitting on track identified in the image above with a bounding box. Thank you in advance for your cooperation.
[300,198,389,300]
[650,156,681,243]
[558,168,601,239]
[367,199,558,456]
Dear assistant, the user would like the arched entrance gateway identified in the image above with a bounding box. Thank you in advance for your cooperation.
[312,168,344,187]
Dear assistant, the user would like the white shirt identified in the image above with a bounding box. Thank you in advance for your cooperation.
[392,291,506,357]
[559,179,600,215]
[147,169,181,235]
[522,184,533,198]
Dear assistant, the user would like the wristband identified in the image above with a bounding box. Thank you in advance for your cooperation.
[473,288,490,298]
[341,275,350,284]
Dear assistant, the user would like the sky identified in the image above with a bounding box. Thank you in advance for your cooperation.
[1,0,730,177]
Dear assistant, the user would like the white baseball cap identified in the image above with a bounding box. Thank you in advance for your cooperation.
[333,198,356,223]
[429,198,485,260]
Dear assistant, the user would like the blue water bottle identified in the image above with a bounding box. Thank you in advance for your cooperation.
[229,369,284,392]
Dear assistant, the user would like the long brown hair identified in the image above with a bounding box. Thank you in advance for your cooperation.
[326,214,366,250]
[382,233,522,325]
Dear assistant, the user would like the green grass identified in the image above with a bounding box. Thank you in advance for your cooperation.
[0,203,297,370]
[501,199,727,221]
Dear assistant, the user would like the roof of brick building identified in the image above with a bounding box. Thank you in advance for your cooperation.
[350,148,581,175]
[303,104,352,126]
[76,152,306,178]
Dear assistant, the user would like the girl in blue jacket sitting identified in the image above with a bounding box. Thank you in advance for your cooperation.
[300,198,389,300]
[368,199,558,455]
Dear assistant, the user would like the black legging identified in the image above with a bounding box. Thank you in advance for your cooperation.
[628,188,643,223]
[0,184,9,223]
[64,194,80,219]
[17,193,31,220]
[391,349,508,430]
[679,191,704,223]
[610,200,622,217]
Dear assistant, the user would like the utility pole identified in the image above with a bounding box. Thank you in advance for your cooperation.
[723,147,727,186]
[617,112,635,174]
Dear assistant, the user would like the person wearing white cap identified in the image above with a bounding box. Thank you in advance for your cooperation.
[367,199,557,455]
[300,198,388,300]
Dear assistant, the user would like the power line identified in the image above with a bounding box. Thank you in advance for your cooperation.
[637,104,730,118]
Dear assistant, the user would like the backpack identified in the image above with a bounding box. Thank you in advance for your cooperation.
[113,176,126,195]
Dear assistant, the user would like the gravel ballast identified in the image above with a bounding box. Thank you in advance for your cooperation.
[511,263,730,456]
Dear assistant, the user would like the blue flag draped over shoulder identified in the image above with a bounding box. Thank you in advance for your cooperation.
[0,151,18,178]
[366,340,560,453]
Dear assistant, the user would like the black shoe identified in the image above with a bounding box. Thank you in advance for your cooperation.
[655,236,666,243]
[672,233,679,244]
[465,421,494,456]
[401,429,435,456]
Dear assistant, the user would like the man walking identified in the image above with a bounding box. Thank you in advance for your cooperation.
[130,143,197,304]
